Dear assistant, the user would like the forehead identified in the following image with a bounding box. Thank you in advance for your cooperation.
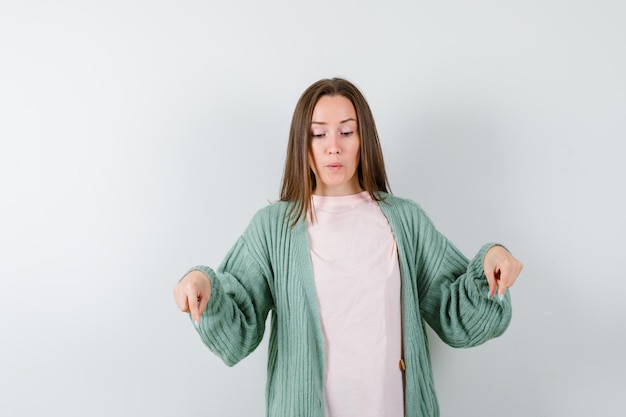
[311,95,357,123]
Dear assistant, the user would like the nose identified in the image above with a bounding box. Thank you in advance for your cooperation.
[327,133,340,155]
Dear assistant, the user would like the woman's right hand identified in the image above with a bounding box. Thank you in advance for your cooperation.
[173,270,212,326]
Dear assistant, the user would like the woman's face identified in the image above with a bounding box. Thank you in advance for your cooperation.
[309,95,362,196]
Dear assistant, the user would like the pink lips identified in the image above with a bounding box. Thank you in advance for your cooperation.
[327,162,342,171]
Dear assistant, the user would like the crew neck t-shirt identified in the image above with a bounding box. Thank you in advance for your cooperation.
[307,191,403,417]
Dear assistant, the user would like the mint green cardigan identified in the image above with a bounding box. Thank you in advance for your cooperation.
[190,193,512,417]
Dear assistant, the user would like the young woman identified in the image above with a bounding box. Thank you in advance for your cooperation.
[173,78,523,417]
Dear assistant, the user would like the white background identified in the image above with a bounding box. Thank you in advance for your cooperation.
[1,1,625,416]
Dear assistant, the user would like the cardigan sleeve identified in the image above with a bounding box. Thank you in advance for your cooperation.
[414,212,513,348]
[188,230,274,366]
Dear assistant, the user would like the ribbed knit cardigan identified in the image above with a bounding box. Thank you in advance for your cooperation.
[190,193,512,417]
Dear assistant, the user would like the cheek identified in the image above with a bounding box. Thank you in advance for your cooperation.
[310,143,326,162]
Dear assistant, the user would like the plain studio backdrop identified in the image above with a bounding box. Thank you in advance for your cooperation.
[1,1,624,416]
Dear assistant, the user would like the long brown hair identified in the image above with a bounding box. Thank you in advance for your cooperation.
[280,78,390,226]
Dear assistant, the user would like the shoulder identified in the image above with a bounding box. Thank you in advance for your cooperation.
[243,200,294,239]
[250,200,291,224]
[378,193,440,241]
[378,192,431,220]
[378,193,446,256]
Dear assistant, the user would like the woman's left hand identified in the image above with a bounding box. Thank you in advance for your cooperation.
[483,245,523,299]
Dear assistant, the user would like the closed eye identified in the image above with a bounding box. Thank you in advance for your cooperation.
[340,131,354,136]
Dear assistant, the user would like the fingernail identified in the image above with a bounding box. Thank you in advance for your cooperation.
[487,290,492,299]
[194,320,200,329]
[499,294,504,302]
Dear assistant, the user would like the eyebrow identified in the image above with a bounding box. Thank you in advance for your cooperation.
[311,118,357,125]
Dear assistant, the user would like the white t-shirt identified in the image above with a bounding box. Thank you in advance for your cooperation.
[307,191,403,417]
